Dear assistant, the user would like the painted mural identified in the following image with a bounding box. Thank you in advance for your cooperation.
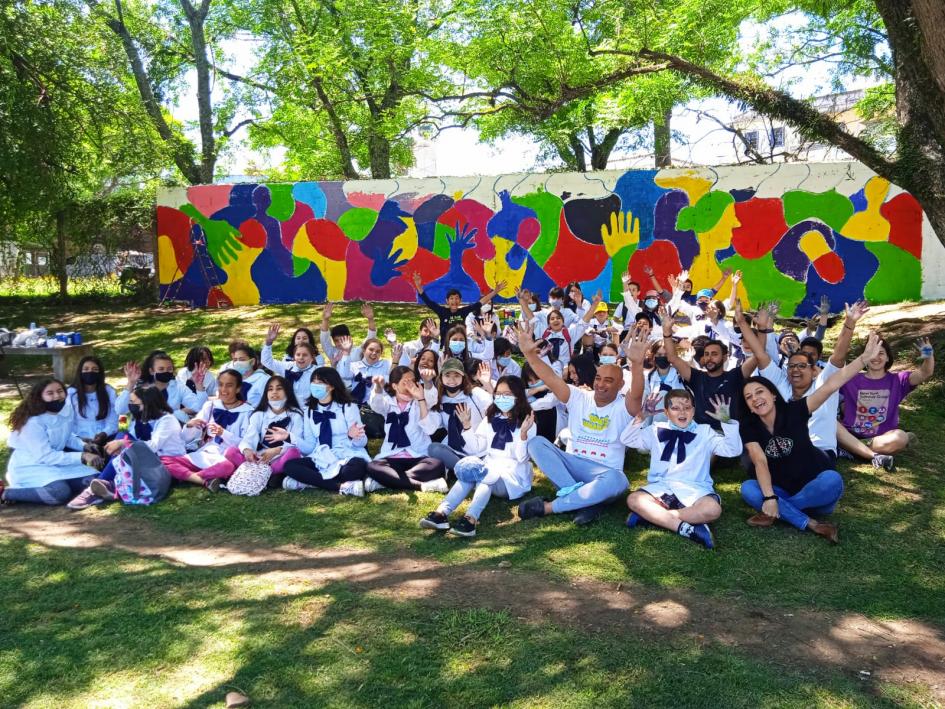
[156,164,937,317]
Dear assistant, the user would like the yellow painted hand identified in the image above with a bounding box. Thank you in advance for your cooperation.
[483,238,527,297]
[601,211,640,257]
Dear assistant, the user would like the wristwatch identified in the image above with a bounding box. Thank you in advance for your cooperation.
[762,494,777,502]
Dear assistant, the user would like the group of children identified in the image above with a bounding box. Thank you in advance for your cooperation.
[2,271,936,547]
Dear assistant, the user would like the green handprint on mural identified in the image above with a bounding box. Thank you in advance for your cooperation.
[180,205,243,266]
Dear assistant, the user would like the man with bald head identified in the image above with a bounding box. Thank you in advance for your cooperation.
[516,321,647,525]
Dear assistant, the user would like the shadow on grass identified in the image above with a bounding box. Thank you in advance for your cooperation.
[0,535,931,708]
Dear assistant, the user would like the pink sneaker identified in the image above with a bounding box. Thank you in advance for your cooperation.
[67,487,103,510]
[89,479,116,501]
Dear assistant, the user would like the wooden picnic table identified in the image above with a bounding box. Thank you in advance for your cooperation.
[0,344,95,382]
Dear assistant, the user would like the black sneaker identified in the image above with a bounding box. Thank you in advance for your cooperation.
[573,502,607,526]
[419,511,450,531]
[871,454,895,471]
[205,479,222,493]
[518,497,547,520]
[449,516,477,538]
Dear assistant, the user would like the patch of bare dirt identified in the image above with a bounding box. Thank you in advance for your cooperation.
[2,506,944,699]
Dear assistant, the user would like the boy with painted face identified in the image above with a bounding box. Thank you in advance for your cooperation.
[621,389,742,549]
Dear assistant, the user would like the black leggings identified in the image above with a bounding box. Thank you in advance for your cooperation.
[281,457,368,492]
[366,456,445,490]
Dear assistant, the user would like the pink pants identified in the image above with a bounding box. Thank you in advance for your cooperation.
[161,447,301,483]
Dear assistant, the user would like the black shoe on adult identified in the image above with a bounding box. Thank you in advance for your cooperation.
[573,502,608,526]
[518,497,547,520]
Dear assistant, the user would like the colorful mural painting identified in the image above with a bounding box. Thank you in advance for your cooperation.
[156,163,944,316]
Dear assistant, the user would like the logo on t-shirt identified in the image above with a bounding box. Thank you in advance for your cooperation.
[582,413,611,432]
[853,389,890,435]
[764,436,794,458]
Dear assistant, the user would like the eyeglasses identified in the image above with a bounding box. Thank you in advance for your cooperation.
[786,363,810,370]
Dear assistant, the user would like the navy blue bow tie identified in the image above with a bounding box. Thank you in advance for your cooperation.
[133,419,153,442]
[657,427,697,463]
[490,417,515,449]
[240,381,252,401]
[309,407,337,447]
[285,368,305,384]
[441,402,466,451]
[350,373,368,402]
[211,408,241,443]
[549,337,564,361]
[386,409,411,448]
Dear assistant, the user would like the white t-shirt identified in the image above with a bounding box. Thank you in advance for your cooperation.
[564,385,633,470]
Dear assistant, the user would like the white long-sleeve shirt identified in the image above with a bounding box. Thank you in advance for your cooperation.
[460,416,537,499]
[67,385,119,439]
[296,400,368,457]
[176,368,217,397]
[319,328,377,362]
[116,379,201,424]
[437,388,493,452]
[141,413,187,456]
[181,400,254,467]
[369,393,441,458]
[6,409,92,488]
[239,408,306,453]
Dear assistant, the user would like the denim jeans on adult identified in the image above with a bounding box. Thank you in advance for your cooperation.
[527,437,628,513]
[740,469,844,530]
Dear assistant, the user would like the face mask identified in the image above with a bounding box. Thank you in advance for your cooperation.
[654,356,670,369]
[449,341,465,354]
[644,298,658,309]
[494,394,515,412]
[310,383,329,400]
[528,303,538,312]
[230,360,253,375]
[45,399,66,414]
[128,403,142,418]
[80,371,101,386]
[269,398,286,411]
[599,355,617,365]
[427,341,439,352]
[386,332,397,343]
[550,299,563,308]
[444,384,463,395]
[698,301,709,311]
[153,371,174,384]
[529,380,544,389]
[498,356,512,367]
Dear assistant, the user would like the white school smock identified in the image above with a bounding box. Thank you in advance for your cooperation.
[181,400,254,468]
[67,385,119,439]
[142,413,187,457]
[564,385,634,470]
[239,408,306,453]
[6,409,94,488]
[369,393,442,458]
[116,379,200,424]
[461,415,537,499]
[621,420,741,507]
[319,329,377,363]
[176,368,217,398]
[401,337,439,366]
[491,358,522,381]
[240,368,272,408]
[296,400,370,476]
[759,359,841,452]
[641,367,683,422]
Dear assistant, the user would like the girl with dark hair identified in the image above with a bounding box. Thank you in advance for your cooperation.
[442,324,494,364]
[2,378,101,505]
[261,323,320,406]
[68,355,118,441]
[227,341,270,407]
[118,352,204,423]
[739,332,885,544]
[178,346,217,398]
[563,282,590,320]
[566,354,597,388]
[413,348,440,406]
[421,375,536,537]
[364,365,446,493]
[283,327,323,366]
[282,366,371,496]
[160,370,254,490]
[427,357,492,472]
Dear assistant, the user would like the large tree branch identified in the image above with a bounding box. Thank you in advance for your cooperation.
[638,48,898,179]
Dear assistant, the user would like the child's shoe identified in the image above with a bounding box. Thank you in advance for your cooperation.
[678,521,715,549]
[339,480,365,497]
[625,512,654,529]
[419,511,450,531]
[448,516,477,538]
[363,477,386,493]
[419,478,449,494]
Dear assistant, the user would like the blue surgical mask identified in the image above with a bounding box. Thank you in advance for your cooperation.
[528,380,544,389]
[528,302,538,312]
[494,394,515,412]
[644,298,658,309]
[230,360,253,375]
[498,356,512,367]
[599,355,617,365]
[449,341,465,354]
[309,382,329,400]
[550,299,563,308]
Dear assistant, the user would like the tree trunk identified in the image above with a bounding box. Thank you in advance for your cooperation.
[54,210,68,300]
[312,78,359,179]
[179,0,216,184]
[568,133,588,172]
[654,109,672,168]
[591,127,624,170]
[368,132,392,179]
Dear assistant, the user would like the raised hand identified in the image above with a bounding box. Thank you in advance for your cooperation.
[322,302,334,322]
[419,366,436,383]
[264,426,290,444]
[677,269,689,283]
[391,342,404,363]
[766,300,780,319]
[643,264,654,276]
[818,294,831,317]
[361,302,375,321]
[622,271,633,285]
[265,323,281,346]
[514,320,537,357]
[915,337,934,359]
[753,303,773,331]
[421,318,438,339]
[348,422,365,439]
[733,299,746,326]
[591,289,604,307]
[626,323,649,364]
[659,305,674,337]
[860,331,884,364]
[477,360,493,392]
[455,402,472,428]
[667,273,680,293]
[372,375,386,392]
[731,269,742,286]
[123,360,141,387]
[706,395,733,423]
[336,335,353,354]
[407,379,425,401]
[642,392,662,416]
[384,327,397,343]
[192,361,208,391]
[844,300,870,324]
[520,412,535,439]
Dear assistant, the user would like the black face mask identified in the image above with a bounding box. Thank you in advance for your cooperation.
[654,356,670,369]
[80,371,101,386]
[153,371,174,384]
[128,403,142,419]
[444,384,464,395]
[45,399,66,414]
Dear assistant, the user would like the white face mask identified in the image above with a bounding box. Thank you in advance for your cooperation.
[269,398,286,411]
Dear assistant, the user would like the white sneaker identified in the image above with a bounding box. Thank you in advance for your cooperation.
[338,480,365,498]
[420,478,449,494]
[363,477,385,493]
[282,477,313,491]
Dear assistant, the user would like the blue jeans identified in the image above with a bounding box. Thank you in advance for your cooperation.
[4,475,94,505]
[440,477,510,520]
[527,437,629,513]
[740,470,844,530]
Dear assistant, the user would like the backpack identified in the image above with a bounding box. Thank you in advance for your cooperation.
[226,461,272,496]
[113,441,172,505]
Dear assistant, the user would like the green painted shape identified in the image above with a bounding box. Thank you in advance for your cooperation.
[721,252,806,317]
[782,189,854,231]
[676,191,734,233]
[609,245,637,301]
[337,207,377,242]
[864,241,922,303]
[266,184,296,221]
[180,204,242,267]
[513,190,563,266]
[433,222,452,260]
[292,254,311,278]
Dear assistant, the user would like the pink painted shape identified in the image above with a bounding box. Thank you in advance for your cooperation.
[281,201,315,251]
[346,191,387,211]
[453,199,496,260]
[344,241,416,301]
[517,217,541,249]
[186,185,233,218]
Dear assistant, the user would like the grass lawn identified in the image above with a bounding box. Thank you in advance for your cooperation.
[1,297,944,706]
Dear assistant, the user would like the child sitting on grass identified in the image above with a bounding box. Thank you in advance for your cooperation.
[620,389,742,549]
